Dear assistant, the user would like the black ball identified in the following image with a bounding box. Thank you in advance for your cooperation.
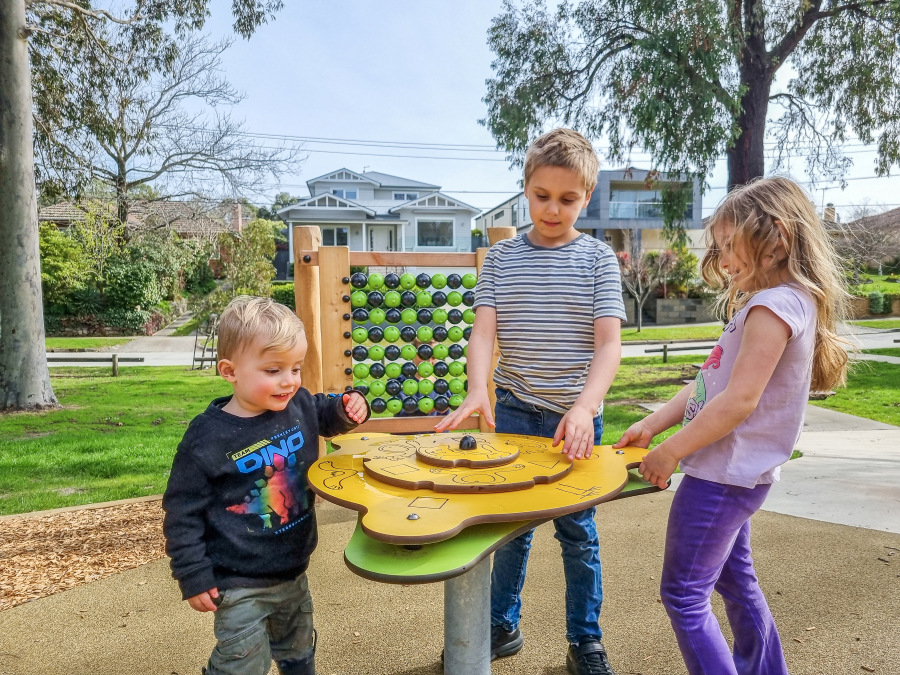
[367,327,384,343]
[447,273,462,289]
[367,291,384,308]
[463,327,472,340]
[350,272,368,289]
[400,291,417,307]
[433,361,449,377]
[416,308,433,324]
[401,397,418,413]
[354,384,369,396]
[386,379,402,396]
[352,346,368,361]
[447,309,463,324]
[433,326,448,341]
[384,273,401,289]
[416,273,431,289]
[459,434,477,450]
[385,308,402,324]
[448,344,464,359]
[431,291,447,307]
[434,378,449,394]
[464,380,468,391]
[462,291,475,307]
[369,362,386,379]
[401,362,418,378]
[384,345,401,361]
[370,397,387,414]
[352,308,369,323]
[417,344,433,360]
[433,395,450,412]
[400,326,417,342]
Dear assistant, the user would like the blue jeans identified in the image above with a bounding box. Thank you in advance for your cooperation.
[490,388,604,644]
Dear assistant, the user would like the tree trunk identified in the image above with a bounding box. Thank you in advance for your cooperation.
[0,3,59,410]
[727,67,771,189]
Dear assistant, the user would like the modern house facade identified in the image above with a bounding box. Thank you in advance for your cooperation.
[474,192,532,233]
[279,169,480,263]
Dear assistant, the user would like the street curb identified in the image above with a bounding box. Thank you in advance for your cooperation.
[623,337,721,346]
[0,494,163,521]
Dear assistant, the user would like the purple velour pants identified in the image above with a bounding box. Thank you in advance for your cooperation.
[660,474,789,675]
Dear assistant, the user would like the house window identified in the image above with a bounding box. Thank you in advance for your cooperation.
[512,207,518,228]
[322,227,348,246]
[332,189,358,200]
[609,189,693,220]
[393,192,418,201]
[493,210,504,222]
[417,219,454,247]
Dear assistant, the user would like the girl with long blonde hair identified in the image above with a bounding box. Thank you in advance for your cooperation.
[615,176,849,675]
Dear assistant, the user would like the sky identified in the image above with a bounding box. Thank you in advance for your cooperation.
[200,0,900,223]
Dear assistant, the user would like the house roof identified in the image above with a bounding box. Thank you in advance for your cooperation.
[388,192,480,214]
[279,192,377,217]
[303,167,441,192]
[846,206,900,230]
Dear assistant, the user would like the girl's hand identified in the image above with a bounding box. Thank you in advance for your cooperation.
[614,420,656,450]
[187,588,219,613]
[434,388,494,432]
[342,392,368,424]
[639,444,678,490]
[553,405,596,461]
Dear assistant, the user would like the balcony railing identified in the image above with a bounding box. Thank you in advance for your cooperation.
[609,202,693,220]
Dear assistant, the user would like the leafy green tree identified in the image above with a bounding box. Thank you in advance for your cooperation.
[257,191,299,220]
[69,200,123,290]
[38,224,91,309]
[482,0,900,194]
[221,218,277,299]
[104,258,163,311]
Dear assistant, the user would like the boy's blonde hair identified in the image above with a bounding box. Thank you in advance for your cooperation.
[524,128,599,192]
[217,296,305,361]
[703,177,851,392]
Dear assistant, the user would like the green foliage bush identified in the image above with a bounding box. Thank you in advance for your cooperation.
[271,283,295,309]
[869,290,886,314]
[184,256,217,295]
[38,224,91,309]
[104,257,162,310]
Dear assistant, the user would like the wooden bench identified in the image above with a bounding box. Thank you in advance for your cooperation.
[45,354,144,376]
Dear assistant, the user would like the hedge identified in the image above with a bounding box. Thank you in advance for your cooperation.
[271,283,295,310]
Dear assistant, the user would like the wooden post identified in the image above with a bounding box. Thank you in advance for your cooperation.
[318,246,353,397]
[487,226,517,245]
[662,344,669,364]
[294,227,326,457]
[112,353,119,377]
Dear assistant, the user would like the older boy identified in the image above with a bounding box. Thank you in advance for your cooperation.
[437,128,625,675]
[163,296,368,675]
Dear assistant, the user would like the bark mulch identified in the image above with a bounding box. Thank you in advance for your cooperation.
[0,500,165,611]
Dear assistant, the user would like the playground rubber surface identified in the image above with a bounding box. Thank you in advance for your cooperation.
[1,494,897,675]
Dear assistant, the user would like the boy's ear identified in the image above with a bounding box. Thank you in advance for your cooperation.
[582,188,594,209]
[218,359,238,382]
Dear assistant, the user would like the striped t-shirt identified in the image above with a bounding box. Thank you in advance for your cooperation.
[474,233,626,414]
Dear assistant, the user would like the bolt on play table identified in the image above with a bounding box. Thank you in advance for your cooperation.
[308,431,665,675]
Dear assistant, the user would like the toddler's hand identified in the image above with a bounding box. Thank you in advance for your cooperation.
[553,406,596,461]
[342,392,368,423]
[434,388,494,432]
[614,420,655,450]
[187,588,219,613]
[639,445,677,490]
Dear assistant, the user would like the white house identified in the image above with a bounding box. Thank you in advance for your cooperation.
[280,169,480,263]
[474,191,532,233]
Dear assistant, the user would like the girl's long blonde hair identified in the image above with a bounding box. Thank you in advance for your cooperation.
[702,176,850,392]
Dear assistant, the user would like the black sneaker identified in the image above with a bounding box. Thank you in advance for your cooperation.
[440,625,524,662]
[566,639,616,675]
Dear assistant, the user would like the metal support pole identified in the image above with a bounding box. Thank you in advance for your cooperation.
[443,556,491,675]
[662,343,668,363]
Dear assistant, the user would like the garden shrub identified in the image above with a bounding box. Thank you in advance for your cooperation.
[869,290,886,314]
[271,283,295,309]
[38,224,91,309]
[104,257,162,310]
[184,257,217,295]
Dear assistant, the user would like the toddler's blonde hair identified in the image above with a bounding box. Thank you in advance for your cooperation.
[217,296,305,361]
[524,128,599,192]
[703,176,850,392]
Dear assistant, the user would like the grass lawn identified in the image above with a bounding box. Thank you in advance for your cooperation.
[850,274,899,294]
[621,325,722,342]
[862,348,900,358]
[810,360,900,426]
[850,319,900,330]
[172,315,202,336]
[45,337,133,350]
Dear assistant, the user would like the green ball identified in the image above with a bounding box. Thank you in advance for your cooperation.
[351,291,368,308]
[384,291,402,308]
[431,273,447,289]
[401,308,417,325]
[353,363,370,378]
[461,273,477,289]
[418,397,435,413]
[447,326,464,342]
[417,361,434,377]
[416,292,432,308]
[383,326,400,343]
[462,309,476,324]
[402,379,419,396]
[400,273,416,290]
[447,291,463,306]
[369,380,386,397]
[433,344,449,360]
[367,273,385,289]
[386,398,403,414]
[448,378,464,394]
[385,363,402,379]
[448,361,465,377]
[463,344,468,357]
[352,327,368,343]
[449,394,464,409]
[432,308,448,324]
[400,344,417,360]
[369,308,386,325]
[368,345,385,361]
[418,378,434,395]
[353,379,368,390]
[417,326,433,342]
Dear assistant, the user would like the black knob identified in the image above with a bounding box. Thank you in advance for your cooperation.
[345,386,353,392]
[342,277,350,284]
[344,350,352,357]
[459,435,477,450]
[342,295,350,302]
[343,313,351,320]
[344,368,352,375]
[343,331,351,339]
[303,255,311,262]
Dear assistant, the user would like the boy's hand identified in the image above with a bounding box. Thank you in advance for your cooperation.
[639,444,677,490]
[614,420,656,450]
[553,405,596,461]
[187,588,219,613]
[342,392,368,424]
[434,389,494,432]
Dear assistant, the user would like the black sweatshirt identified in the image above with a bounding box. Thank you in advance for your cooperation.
[162,389,367,600]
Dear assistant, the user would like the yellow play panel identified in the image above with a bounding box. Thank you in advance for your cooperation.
[309,432,649,545]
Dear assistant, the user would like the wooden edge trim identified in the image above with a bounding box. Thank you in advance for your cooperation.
[296,250,479,267]
[0,494,163,521]
[355,415,480,434]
